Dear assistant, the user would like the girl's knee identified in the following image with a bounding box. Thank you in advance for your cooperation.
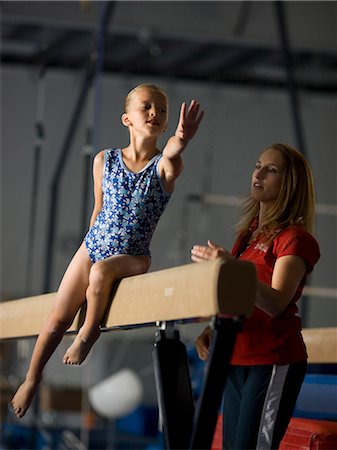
[46,314,73,334]
[88,264,112,296]
[88,256,150,296]
[138,257,151,274]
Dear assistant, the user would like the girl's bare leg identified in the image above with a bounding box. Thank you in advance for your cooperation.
[63,254,150,365]
[11,243,92,418]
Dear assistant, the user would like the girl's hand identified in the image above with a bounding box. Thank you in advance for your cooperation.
[191,240,234,263]
[159,99,203,190]
[195,326,212,361]
[175,100,204,142]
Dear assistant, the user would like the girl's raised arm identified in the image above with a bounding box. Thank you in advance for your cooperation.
[159,100,204,192]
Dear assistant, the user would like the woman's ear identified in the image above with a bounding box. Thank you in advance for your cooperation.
[121,113,131,127]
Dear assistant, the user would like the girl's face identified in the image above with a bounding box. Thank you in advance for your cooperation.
[123,88,168,137]
[251,148,286,207]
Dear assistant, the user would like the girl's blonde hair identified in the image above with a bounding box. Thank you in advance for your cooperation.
[237,143,316,241]
[124,84,168,113]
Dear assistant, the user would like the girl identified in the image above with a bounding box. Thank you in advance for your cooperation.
[12,84,204,418]
[191,144,320,450]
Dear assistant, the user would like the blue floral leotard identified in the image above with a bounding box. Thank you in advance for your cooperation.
[84,148,171,263]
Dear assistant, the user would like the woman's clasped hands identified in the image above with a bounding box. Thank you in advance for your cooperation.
[191,239,234,263]
[191,239,234,362]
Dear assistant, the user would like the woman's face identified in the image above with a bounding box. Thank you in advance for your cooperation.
[251,148,286,207]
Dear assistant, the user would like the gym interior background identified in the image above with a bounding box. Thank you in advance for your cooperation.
[1,1,336,449]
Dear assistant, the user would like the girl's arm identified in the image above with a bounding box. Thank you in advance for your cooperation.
[191,240,307,317]
[159,100,204,192]
[89,151,104,227]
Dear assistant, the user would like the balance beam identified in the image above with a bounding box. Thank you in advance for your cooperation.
[0,259,256,340]
[302,327,337,364]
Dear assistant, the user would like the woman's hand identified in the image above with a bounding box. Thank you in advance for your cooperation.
[191,240,234,263]
[195,326,212,361]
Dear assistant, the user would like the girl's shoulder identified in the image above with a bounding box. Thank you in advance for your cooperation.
[95,147,119,164]
[102,147,119,157]
[93,150,105,168]
[93,148,114,158]
[93,148,119,176]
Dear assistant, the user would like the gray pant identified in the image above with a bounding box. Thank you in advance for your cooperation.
[223,362,307,449]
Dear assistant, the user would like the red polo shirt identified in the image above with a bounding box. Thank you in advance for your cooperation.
[230,225,320,365]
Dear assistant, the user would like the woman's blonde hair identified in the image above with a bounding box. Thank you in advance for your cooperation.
[124,84,168,113]
[237,143,316,241]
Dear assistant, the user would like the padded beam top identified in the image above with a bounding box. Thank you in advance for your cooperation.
[0,259,256,340]
[302,327,337,363]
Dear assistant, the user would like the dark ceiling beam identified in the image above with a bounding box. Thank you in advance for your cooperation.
[187,47,266,75]
[1,21,336,93]
[30,30,84,66]
[103,35,150,65]
[150,42,214,69]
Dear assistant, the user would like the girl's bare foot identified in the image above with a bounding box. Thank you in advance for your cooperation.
[11,377,41,418]
[63,329,100,365]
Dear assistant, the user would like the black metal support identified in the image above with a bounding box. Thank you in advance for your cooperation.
[153,317,243,450]
[275,1,311,325]
[42,63,96,292]
[80,1,116,240]
[189,317,241,449]
[43,1,116,292]
[274,1,307,156]
[25,67,46,295]
[153,323,195,450]
[80,123,94,241]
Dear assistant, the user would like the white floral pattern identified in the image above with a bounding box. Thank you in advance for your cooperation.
[84,148,171,263]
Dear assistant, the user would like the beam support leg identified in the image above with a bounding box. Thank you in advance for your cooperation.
[153,317,242,450]
[189,316,242,449]
[153,323,195,449]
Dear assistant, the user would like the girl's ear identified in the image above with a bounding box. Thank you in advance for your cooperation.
[121,113,131,127]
